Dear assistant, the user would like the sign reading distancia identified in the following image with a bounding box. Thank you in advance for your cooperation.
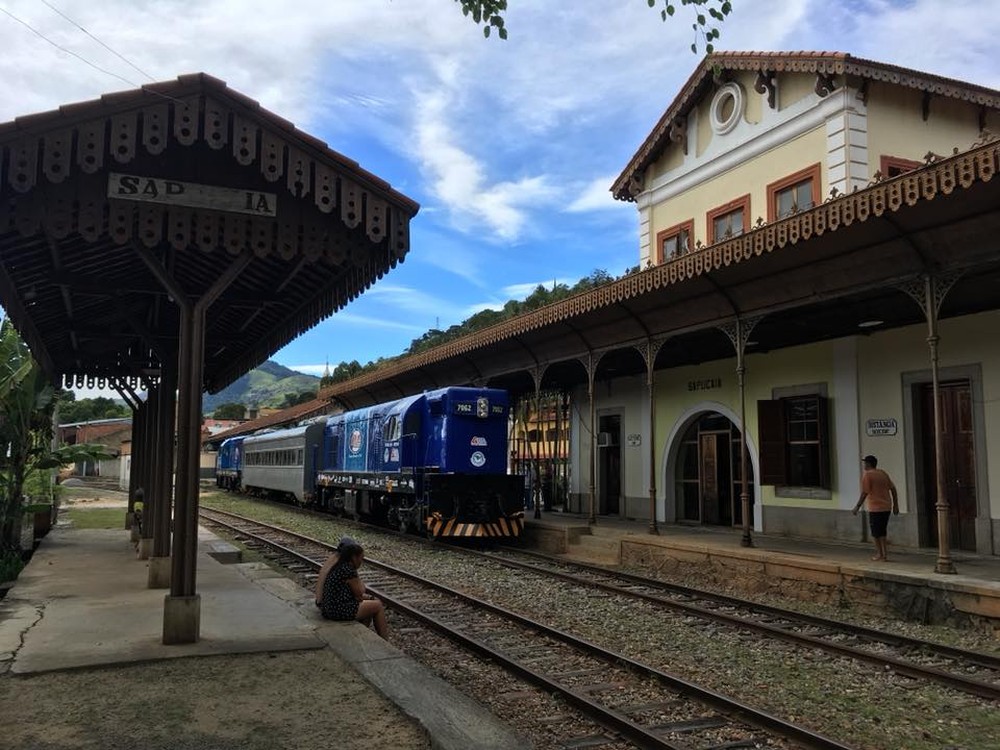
[108,173,277,217]
[865,418,898,437]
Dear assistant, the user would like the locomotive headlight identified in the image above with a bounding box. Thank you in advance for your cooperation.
[477,397,489,419]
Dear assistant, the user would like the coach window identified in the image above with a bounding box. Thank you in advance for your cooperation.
[767,163,821,221]
[655,220,693,263]
[880,155,922,178]
[707,194,750,245]
[757,394,830,491]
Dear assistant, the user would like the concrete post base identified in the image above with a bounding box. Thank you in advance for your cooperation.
[137,537,152,560]
[147,556,171,589]
[129,526,140,544]
[162,594,200,644]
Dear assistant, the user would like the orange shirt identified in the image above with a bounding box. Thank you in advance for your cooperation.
[862,469,895,512]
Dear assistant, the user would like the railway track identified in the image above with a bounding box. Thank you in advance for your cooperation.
[475,547,1000,702]
[199,506,854,750]
[202,496,1000,702]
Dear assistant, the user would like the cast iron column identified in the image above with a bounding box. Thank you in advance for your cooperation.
[640,339,665,535]
[720,316,761,548]
[736,336,752,548]
[898,273,960,575]
[924,275,956,574]
[533,376,543,520]
[587,354,599,524]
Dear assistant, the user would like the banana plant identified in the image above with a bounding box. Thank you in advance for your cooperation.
[0,319,113,552]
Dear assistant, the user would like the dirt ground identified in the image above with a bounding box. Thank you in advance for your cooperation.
[0,648,430,750]
[58,487,129,510]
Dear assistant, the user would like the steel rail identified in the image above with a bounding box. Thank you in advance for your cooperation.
[202,497,1000,700]
[472,549,1000,702]
[199,507,855,750]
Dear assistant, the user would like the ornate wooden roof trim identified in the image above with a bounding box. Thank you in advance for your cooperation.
[612,52,1000,201]
[321,139,1000,400]
[0,73,418,259]
[0,74,421,392]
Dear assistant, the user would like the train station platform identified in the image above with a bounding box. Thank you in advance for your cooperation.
[0,524,530,750]
[522,513,1000,634]
[0,526,326,673]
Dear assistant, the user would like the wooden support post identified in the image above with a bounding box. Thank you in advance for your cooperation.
[149,361,176,589]
[138,247,252,644]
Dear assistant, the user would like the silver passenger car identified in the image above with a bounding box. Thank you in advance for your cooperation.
[241,422,325,503]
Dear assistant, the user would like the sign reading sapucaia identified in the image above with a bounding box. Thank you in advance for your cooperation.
[688,377,722,392]
[107,173,277,217]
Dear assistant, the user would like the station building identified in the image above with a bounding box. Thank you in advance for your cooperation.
[322,52,1000,560]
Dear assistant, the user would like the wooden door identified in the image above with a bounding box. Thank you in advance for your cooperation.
[699,433,721,525]
[920,381,977,551]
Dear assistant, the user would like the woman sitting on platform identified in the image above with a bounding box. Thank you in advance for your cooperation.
[315,536,389,638]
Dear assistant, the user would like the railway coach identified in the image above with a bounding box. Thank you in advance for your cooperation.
[241,422,325,504]
[316,387,525,539]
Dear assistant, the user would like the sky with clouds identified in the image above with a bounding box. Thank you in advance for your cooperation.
[2,0,999,380]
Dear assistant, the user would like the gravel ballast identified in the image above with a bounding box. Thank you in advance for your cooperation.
[203,493,1000,750]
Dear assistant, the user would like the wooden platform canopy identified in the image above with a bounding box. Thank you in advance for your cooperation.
[0,74,419,643]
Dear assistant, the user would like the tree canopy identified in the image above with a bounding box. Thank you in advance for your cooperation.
[58,394,130,424]
[212,403,247,421]
[322,267,640,388]
[456,0,732,51]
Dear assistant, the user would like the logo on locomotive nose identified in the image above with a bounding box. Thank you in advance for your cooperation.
[470,451,486,468]
[349,429,363,454]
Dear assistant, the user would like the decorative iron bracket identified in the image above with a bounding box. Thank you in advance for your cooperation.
[896,272,963,318]
[718,315,764,357]
[636,336,669,385]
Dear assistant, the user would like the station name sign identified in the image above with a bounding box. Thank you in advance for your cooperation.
[688,377,722,392]
[865,418,898,437]
[108,173,277,217]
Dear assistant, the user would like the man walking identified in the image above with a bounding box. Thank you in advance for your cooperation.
[852,455,899,561]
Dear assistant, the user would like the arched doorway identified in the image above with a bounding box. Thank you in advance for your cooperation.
[670,410,755,527]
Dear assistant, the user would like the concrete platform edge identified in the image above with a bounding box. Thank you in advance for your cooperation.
[311,617,530,750]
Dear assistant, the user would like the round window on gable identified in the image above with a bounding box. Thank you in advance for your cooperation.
[710,82,745,136]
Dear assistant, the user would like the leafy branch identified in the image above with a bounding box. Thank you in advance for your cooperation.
[456,0,733,50]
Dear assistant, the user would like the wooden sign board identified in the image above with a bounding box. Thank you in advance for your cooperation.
[108,173,277,217]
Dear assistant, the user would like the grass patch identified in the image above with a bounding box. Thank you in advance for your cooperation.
[65,507,126,529]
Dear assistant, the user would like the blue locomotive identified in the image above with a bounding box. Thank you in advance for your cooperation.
[214,387,525,539]
[216,435,244,491]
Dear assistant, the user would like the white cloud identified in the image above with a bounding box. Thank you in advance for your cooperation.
[328,312,426,333]
[413,89,557,241]
[288,364,328,377]
[566,175,630,213]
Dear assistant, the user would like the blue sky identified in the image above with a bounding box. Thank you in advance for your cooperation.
[1,0,999,380]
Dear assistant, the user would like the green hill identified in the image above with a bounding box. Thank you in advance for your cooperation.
[203,361,319,415]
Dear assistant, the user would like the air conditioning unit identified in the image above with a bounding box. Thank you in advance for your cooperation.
[597,432,616,447]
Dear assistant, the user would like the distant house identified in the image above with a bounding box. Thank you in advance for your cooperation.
[58,418,132,477]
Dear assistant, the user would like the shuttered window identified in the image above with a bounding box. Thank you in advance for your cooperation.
[757,395,830,488]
